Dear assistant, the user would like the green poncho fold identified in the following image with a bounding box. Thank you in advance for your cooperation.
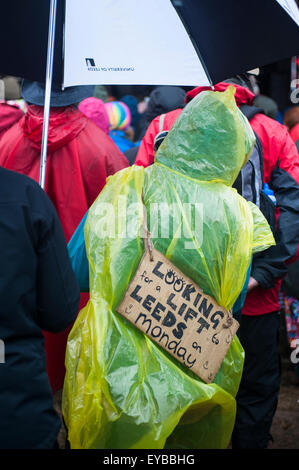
[63,87,275,449]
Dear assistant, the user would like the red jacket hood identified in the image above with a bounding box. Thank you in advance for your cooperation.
[185,82,255,107]
[21,105,87,152]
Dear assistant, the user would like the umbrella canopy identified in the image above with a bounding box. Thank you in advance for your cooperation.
[1,0,299,88]
[1,0,298,189]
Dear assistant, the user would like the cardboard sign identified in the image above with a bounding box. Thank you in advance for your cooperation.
[117,248,239,384]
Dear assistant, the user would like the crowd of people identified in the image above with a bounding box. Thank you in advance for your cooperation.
[0,68,299,450]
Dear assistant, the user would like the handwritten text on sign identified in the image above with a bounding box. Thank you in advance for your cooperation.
[117,248,239,383]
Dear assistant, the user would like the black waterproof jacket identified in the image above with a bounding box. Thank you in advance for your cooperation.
[136,85,186,141]
[0,167,80,448]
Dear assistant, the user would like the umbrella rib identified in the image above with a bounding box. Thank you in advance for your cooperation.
[170,0,213,87]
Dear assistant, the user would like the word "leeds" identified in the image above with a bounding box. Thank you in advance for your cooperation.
[117,248,237,383]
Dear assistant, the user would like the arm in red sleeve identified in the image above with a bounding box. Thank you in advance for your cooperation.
[135,116,161,167]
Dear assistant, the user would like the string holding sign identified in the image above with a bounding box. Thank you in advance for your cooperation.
[141,193,154,262]
[116,197,239,384]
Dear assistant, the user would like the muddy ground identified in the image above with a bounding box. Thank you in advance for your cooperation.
[268,315,299,450]
[268,364,299,449]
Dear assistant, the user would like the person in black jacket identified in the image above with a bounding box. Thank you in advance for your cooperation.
[135,85,186,142]
[0,167,80,449]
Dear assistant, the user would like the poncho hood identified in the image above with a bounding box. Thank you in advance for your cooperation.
[21,105,87,152]
[155,86,255,186]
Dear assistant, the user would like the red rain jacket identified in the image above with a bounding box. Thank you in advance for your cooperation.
[0,105,128,391]
[135,83,299,316]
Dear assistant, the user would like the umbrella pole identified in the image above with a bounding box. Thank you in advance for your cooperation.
[39,0,58,189]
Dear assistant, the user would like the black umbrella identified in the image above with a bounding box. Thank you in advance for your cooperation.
[1,0,298,87]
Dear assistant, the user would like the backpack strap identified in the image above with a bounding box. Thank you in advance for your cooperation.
[254,131,265,185]
[159,113,166,132]
[0,79,4,100]
[233,102,266,208]
[153,114,168,153]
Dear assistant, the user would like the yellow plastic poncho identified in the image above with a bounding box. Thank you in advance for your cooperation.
[62,87,275,449]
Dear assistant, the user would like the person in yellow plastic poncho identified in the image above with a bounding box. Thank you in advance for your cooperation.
[62,86,275,449]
